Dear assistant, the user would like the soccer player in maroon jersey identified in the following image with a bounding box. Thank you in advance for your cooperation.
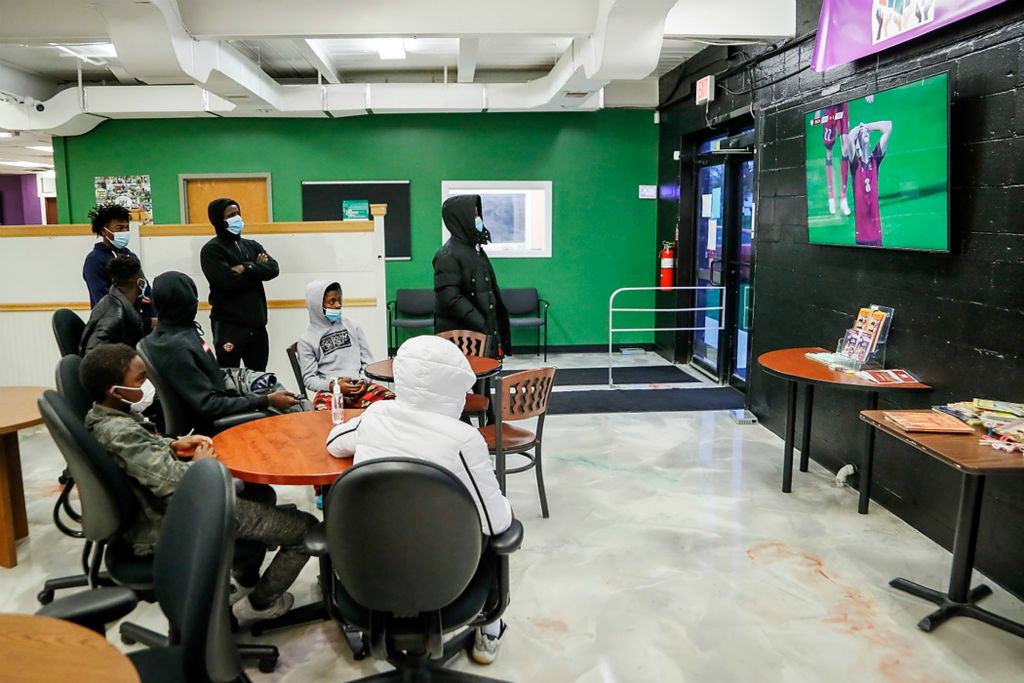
[820,102,851,216]
[841,119,893,247]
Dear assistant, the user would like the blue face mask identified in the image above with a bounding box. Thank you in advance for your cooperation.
[106,229,130,250]
[226,215,244,235]
[324,308,342,323]
[474,216,484,232]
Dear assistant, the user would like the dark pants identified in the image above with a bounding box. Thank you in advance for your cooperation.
[213,320,270,371]
[231,484,317,609]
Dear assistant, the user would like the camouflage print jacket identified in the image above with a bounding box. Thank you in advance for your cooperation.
[85,403,190,555]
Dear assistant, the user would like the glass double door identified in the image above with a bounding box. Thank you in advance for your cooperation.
[690,133,755,388]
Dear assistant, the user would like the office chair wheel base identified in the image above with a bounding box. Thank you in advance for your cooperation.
[37,590,54,605]
[258,657,278,673]
[121,634,137,645]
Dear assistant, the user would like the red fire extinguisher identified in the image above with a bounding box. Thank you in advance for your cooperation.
[659,241,675,291]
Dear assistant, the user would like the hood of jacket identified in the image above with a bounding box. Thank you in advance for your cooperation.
[208,197,240,240]
[392,335,476,419]
[442,194,490,246]
[152,271,199,328]
[304,279,340,327]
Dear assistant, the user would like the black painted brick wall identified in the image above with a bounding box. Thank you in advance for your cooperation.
[659,2,1024,598]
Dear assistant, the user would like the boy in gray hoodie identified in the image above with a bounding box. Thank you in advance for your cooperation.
[298,280,394,409]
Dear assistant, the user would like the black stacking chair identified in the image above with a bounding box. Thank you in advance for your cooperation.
[52,308,86,357]
[387,289,435,354]
[286,342,308,399]
[137,338,266,436]
[42,459,271,682]
[308,458,523,682]
[502,288,549,361]
[34,390,278,673]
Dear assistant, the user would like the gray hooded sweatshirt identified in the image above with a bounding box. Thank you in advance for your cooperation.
[297,279,374,393]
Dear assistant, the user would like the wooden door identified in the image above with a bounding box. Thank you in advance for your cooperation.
[183,177,270,224]
[44,197,58,225]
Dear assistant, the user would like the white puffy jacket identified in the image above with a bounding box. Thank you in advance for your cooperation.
[326,335,512,535]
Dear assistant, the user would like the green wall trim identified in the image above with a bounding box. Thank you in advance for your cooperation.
[60,110,657,345]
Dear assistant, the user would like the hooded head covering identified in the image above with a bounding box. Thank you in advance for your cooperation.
[304,279,341,326]
[152,271,199,327]
[442,194,489,246]
[208,197,240,239]
[392,335,476,419]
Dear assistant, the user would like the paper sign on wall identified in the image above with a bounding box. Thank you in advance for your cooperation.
[701,194,713,218]
[711,187,722,219]
[94,175,153,226]
[707,219,718,251]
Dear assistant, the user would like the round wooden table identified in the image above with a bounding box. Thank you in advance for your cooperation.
[0,386,49,568]
[758,347,930,512]
[0,613,140,683]
[365,356,501,382]
[212,410,362,486]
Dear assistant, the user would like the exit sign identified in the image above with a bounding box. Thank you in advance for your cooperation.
[695,75,715,105]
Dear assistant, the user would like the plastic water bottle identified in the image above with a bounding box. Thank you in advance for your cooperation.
[331,379,344,425]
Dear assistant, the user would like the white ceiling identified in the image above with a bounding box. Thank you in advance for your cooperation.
[0,0,796,173]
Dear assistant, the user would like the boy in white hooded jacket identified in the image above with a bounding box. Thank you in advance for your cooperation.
[326,334,513,664]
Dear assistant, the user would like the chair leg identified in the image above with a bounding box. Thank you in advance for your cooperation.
[543,323,548,363]
[536,327,540,357]
[535,444,549,518]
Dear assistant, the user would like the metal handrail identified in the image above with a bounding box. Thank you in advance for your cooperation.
[608,286,726,387]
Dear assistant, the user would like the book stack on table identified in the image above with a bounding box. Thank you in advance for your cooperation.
[929,399,1024,453]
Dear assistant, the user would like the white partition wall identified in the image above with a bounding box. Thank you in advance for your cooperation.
[0,211,387,388]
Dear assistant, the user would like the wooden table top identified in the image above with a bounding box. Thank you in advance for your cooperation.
[861,410,1024,474]
[0,387,49,435]
[758,347,930,391]
[0,613,140,683]
[212,410,361,486]
[365,356,501,382]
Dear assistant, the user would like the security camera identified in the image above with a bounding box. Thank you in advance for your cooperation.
[35,103,45,112]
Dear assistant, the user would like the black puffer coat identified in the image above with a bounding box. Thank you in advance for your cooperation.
[432,195,511,356]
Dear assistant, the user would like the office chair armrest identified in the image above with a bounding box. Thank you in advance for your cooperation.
[489,519,524,555]
[212,411,270,432]
[302,522,329,557]
[538,298,550,311]
[37,586,139,633]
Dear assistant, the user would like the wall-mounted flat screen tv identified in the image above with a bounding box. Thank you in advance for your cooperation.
[804,72,949,252]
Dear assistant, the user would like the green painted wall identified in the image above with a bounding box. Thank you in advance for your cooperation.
[59,110,657,346]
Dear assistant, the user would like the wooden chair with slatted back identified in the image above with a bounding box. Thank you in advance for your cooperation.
[479,367,556,518]
[436,330,490,425]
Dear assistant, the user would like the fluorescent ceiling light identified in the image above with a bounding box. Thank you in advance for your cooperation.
[50,44,106,66]
[0,160,54,168]
[375,39,407,60]
[0,131,15,139]
[27,145,53,153]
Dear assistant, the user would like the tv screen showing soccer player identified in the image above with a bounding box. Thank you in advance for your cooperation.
[804,72,949,252]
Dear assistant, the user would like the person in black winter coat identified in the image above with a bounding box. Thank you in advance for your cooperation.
[432,195,511,357]
[144,271,299,436]
[200,198,279,370]
[79,254,151,355]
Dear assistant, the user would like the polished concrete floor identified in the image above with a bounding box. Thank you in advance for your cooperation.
[3,353,1024,682]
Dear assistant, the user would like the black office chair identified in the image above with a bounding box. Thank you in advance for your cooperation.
[42,459,267,682]
[137,338,267,436]
[309,458,524,682]
[286,342,308,399]
[502,288,549,361]
[52,308,86,357]
[387,289,435,354]
[34,390,279,673]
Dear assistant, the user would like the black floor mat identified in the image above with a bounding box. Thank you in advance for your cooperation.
[547,387,745,415]
[504,365,697,386]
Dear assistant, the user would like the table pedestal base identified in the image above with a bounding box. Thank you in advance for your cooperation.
[251,600,368,658]
[890,578,1024,637]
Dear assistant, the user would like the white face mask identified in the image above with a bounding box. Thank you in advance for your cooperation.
[113,379,156,414]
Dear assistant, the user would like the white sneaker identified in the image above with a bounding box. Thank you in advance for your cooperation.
[232,592,294,627]
[472,622,506,665]
[228,578,254,606]
[840,197,851,216]
[828,197,836,214]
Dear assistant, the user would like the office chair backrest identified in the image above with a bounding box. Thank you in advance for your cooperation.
[52,308,86,357]
[154,459,241,683]
[37,391,138,542]
[396,289,434,317]
[501,288,539,316]
[138,338,191,436]
[501,367,556,421]
[326,458,483,615]
[286,342,307,399]
[55,354,92,423]
[436,329,489,357]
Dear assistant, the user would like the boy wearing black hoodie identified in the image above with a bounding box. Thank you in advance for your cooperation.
[200,198,279,371]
